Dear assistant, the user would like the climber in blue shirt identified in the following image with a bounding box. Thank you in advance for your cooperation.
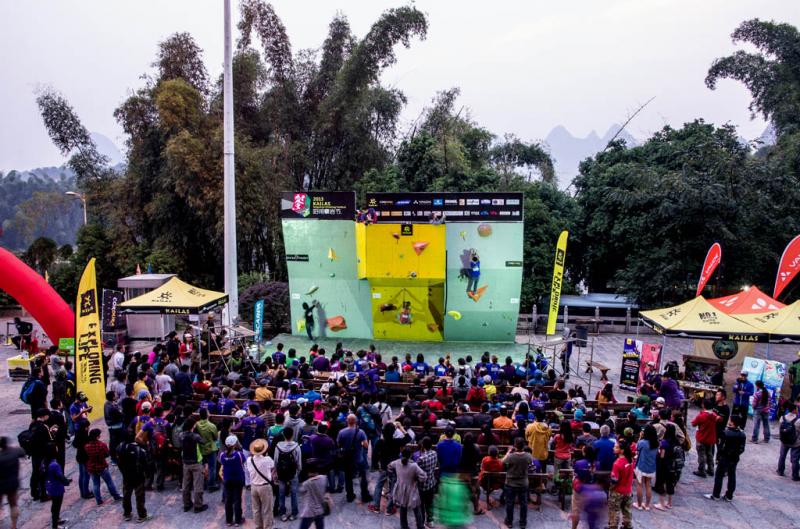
[467,251,481,294]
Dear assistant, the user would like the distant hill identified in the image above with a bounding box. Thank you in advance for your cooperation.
[545,124,639,189]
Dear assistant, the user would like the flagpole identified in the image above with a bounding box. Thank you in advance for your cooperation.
[223,0,239,324]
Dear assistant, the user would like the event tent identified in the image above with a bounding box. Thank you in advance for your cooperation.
[732,301,800,343]
[119,277,228,315]
[639,296,767,342]
[708,286,784,314]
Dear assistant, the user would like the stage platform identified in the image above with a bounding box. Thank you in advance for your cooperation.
[265,332,533,362]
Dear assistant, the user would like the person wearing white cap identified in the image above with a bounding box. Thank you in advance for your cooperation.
[219,435,246,526]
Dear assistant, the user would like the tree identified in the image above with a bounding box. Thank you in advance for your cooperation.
[706,19,800,136]
[23,237,57,275]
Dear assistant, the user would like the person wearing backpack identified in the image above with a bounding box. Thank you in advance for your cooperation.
[195,408,220,492]
[275,426,302,521]
[143,407,171,491]
[22,408,54,501]
[336,414,372,504]
[21,368,48,419]
[52,371,75,435]
[777,401,800,480]
[116,431,153,523]
[219,435,247,526]
[704,416,746,502]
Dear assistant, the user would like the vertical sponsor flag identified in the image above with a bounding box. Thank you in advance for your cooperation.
[546,230,569,335]
[696,242,722,297]
[774,235,800,299]
[253,299,265,344]
[75,258,105,421]
[101,289,126,332]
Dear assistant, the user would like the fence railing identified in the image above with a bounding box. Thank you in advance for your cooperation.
[517,306,654,335]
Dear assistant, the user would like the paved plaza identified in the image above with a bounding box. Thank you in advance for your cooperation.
[1,326,798,529]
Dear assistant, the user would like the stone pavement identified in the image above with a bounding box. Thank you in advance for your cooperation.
[1,331,799,529]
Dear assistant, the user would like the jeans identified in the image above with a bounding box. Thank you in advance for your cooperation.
[467,276,480,293]
[278,477,299,516]
[752,411,770,441]
[78,463,91,497]
[370,470,395,510]
[777,444,800,478]
[299,515,324,529]
[732,404,749,429]
[30,456,45,500]
[344,465,370,502]
[91,468,121,503]
[108,427,124,464]
[399,505,424,529]
[327,469,344,492]
[504,485,528,527]
[791,385,800,404]
[225,480,244,524]
[696,442,715,475]
[204,453,218,489]
[712,459,738,499]
[420,489,435,524]
[122,480,147,518]
[306,322,314,341]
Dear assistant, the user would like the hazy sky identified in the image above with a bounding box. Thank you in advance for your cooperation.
[1,0,797,172]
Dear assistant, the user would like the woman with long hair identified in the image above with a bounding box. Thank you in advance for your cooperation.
[596,383,618,410]
[751,380,771,443]
[218,435,246,526]
[634,425,659,511]
[553,420,575,472]
[388,447,427,529]
[653,424,678,511]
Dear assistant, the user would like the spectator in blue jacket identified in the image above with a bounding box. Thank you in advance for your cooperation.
[732,372,755,429]
[436,427,463,474]
[45,446,71,529]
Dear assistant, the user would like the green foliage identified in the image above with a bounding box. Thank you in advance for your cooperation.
[23,237,57,274]
[706,19,800,136]
[239,281,290,332]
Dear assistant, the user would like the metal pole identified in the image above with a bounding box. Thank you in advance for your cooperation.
[80,196,87,225]
[223,0,239,324]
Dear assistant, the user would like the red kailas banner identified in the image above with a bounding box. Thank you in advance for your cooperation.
[774,235,800,299]
[696,242,722,297]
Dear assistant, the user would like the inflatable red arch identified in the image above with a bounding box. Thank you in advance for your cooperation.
[0,246,75,344]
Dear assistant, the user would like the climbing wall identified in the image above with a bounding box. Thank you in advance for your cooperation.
[443,222,523,342]
[282,219,373,339]
[364,224,446,279]
[370,280,445,341]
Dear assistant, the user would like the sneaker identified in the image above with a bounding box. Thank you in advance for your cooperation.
[703,494,719,501]
[113,495,123,501]
[194,505,209,513]
[692,471,706,478]
[777,470,785,476]
[367,505,381,514]
[124,515,133,522]
[751,439,758,444]
[137,515,153,523]
[722,496,733,502]
[386,506,397,516]
[281,514,291,522]
[183,505,193,512]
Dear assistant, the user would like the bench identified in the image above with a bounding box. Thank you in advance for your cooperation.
[584,361,610,382]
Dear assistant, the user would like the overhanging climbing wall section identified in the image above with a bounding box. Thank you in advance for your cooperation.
[364,224,446,280]
[282,219,373,339]
[370,279,445,341]
[443,222,523,342]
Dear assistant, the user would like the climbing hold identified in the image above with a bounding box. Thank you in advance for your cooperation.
[399,253,404,259]
[459,231,466,240]
[447,310,462,320]
[327,248,338,260]
[380,303,398,313]
[296,319,306,332]
[477,223,492,237]
[305,285,319,295]
[392,232,400,239]
[468,285,488,302]
[427,322,439,332]
[409,271,417,278]
[329,273,335,278]
[412,242,429,256]
[481,322,489,327]
[326,315,347,332]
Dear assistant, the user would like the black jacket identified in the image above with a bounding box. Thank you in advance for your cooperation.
[718,427,746,463]
[117,442,151,484]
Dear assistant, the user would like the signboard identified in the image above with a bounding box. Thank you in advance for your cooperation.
[365,192,523,223]
[638,342,662,387]
[58,337,75,355]
[286,254,310,262]
[280,191,356,220]
[253,299,264,344]
[101,288,126,332]
[620,338,642,390]
[400,224,413,236]
[75,258,105,421]
[546,230,568,335]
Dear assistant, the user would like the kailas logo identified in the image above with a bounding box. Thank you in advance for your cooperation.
[79,290,96,317]
[292,193,310,217]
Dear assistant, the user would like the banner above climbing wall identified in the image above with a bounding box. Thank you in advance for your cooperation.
[280,191,356,220]
[366,192,524,223]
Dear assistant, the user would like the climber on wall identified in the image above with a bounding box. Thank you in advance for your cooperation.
[303,300,319,340]
[467,250,481,295]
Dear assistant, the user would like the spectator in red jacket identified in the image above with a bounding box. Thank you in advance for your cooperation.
[85,429,122,505]
[691,399,720,478]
